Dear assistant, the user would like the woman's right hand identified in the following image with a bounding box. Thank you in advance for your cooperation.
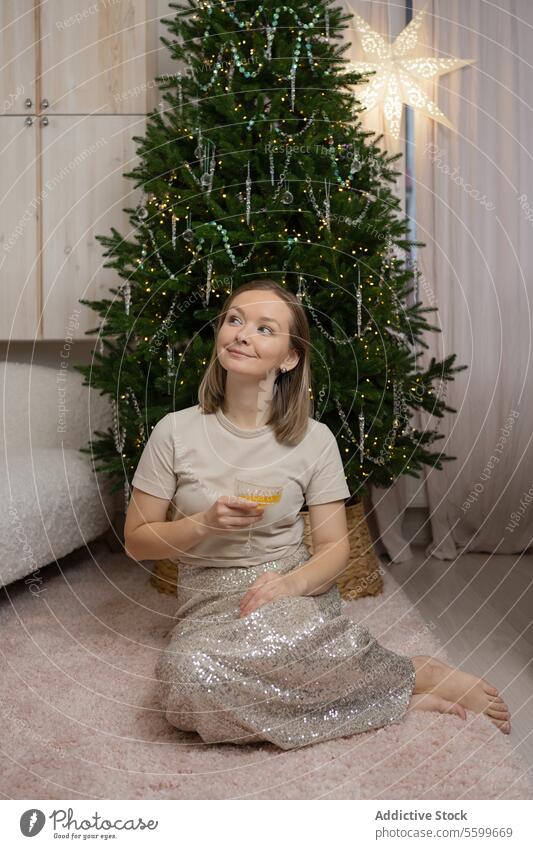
[201,495,264,536]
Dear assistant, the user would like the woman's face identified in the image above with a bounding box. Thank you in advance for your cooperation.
[217,290,298,379]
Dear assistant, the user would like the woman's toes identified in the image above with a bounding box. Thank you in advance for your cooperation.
[484,683,500,696]
[490,717,511,734]
[487,706,510,719]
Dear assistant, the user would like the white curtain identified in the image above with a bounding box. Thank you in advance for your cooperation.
[341,0,533,559]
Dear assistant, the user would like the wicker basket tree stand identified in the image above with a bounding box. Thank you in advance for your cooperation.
[150,500,383,602]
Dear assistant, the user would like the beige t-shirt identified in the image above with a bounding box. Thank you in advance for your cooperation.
[131,404,351,568]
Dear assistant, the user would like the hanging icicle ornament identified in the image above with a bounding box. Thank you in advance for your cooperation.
[182,211,194,242]
[323,178,331,230]
[356,266,362,336]
[288,32,302,110]
[290,61,297,110]
[205,236,215,306]
[166,342,174,395]
[208,143,216,194]
[201,140,216,193]
[97,320,105,355]
[281,179,293,205]
[171,212,177,250]
[297,274,304,303]
[245,161,252,225]
[325,7,330,39]
[269,148,275,185]
[358,410,365,464]
[111,398,126,454]
[195,127,203,160]
[176,71,183,118]
[205,256,213,306]
[122,280,131,316]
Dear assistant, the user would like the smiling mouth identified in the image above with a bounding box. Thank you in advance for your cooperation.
[228,348,254,358]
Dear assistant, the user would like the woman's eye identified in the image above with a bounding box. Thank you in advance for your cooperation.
[228,316,273,334]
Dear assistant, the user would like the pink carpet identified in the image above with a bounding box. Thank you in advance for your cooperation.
[0,540,531,800]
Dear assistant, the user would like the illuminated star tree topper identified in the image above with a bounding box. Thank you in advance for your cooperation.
[347,3,475,140]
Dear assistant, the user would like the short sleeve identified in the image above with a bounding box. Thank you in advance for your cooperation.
[305,427,351,505]
[131,413,177,500]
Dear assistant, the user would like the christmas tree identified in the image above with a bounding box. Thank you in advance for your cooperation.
[75,0,465,509]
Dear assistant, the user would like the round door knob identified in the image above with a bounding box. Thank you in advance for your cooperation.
[40,116,49,126]
[24,98,32,109]
[24,116,33,126]
[40,98,49,109]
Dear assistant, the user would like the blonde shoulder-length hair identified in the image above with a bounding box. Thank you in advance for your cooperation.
[198,279,314,445]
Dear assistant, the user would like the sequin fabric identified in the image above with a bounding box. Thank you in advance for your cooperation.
[156,541,417,750]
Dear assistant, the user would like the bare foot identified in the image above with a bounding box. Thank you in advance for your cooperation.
[423,658,511,734]
[407,692,467,720]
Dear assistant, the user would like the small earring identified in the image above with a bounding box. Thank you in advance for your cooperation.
[280,367,287,373]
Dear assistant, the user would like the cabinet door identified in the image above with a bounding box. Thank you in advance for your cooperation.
[41,115,145,339]
[0,117,40,339]
[39,0,157,114]
[0,1,36,115]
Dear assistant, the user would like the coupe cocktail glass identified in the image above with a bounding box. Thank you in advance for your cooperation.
[234,479,283,553]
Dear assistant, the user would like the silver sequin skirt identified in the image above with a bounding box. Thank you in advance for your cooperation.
[156,541,416,751]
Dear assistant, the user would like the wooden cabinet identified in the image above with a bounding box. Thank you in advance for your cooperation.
[0,117,40,338]
[0,1,37,115]
[41,115,147,338]
[39,0,158,115]
[0,1,162,339]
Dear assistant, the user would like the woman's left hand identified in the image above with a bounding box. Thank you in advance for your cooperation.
[239,571,300,618]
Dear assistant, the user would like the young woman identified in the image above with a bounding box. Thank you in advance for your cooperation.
[124,279,511,750]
